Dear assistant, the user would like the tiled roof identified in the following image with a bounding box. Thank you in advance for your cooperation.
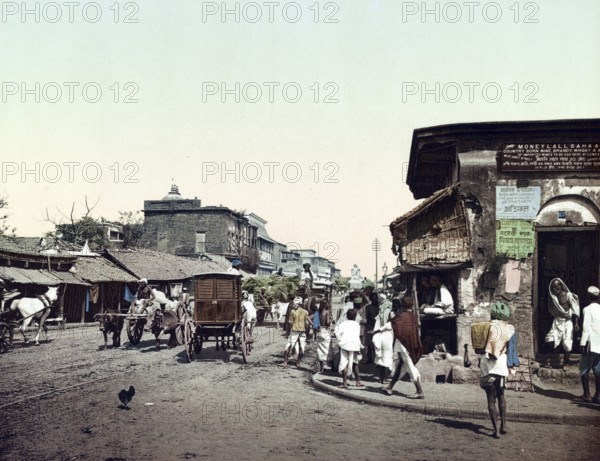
[0,266,89,286]
[0,235,81,258]
[106,249,229,282]
[71,256,138,283]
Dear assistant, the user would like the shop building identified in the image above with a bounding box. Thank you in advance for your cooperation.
[390,119,600,362]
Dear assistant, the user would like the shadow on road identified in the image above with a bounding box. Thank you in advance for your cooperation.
[430,417,493,437]
[533,385,577,400]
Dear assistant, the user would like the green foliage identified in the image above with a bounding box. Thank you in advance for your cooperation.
[242,275,299,303]
[334,276,350,291]
[0,197,16,236]
[118,211,144,248]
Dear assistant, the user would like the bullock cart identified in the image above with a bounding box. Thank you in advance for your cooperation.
[92,308,147,347]
[183,272,251,363]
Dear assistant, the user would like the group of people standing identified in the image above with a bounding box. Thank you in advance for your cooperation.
[281,284,425,398]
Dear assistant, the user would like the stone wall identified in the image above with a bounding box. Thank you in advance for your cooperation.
[456,152,600,363]
[142,212,231,256]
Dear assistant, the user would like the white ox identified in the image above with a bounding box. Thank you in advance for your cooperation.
[131,288,179,315]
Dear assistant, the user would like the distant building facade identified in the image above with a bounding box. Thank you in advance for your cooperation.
[141,185,259,272]
[246,213,284,276]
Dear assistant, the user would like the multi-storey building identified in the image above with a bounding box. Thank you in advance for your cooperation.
[142,185,259,272]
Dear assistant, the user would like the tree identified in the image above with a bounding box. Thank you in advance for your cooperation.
[333,276,350,292]
[45,196,108,250]
[242,275,299,303]
[0,197,16,237]
[118,211,144,248]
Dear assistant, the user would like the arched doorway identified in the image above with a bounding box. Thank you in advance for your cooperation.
[534,195,600,356]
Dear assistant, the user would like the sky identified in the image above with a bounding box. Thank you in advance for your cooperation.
[1,1,599,279]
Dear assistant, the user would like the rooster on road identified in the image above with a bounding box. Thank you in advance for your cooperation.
[118,385,135,409]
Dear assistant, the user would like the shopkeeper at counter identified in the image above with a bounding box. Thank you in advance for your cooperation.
[420,274,454,315]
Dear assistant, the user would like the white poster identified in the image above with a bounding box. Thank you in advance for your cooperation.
[496,186,541,220]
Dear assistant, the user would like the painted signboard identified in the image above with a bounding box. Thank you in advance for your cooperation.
[500,143,600,172]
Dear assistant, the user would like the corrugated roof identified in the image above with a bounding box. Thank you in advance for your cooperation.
[0,266,90,286]
[71,256,138,283]
[107,249,229,281]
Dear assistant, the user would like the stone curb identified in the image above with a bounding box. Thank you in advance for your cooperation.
[311,374,600,427]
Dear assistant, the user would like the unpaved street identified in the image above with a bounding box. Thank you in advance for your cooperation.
[1,323,599,461]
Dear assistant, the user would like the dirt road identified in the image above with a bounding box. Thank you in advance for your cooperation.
[1,323,598,461]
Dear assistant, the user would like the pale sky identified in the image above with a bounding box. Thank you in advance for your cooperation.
[2,1,599,278]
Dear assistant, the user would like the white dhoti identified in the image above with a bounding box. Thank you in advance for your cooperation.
[338,349,362,374]
[374,330,394,371]
[392,340,421,383]
[316,328,333,362]
[545,317,573,351]
[287,331,306,355]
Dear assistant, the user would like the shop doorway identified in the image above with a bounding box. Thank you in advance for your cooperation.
[536,230,599,354]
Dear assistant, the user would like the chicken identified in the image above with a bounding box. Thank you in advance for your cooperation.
[118,385,135,408]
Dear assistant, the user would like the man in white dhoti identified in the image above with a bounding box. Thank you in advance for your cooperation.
[313,299,334,372]
[579,286,600,403]
[545,278,580,365]
[369,295,394,384]
[335,309,363,388]
[384,297,424,399]
[282,297,311,368]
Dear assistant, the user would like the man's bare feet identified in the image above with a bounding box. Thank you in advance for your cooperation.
[355,382,364,387]
[500,427,508,434]
[338,384,348,389]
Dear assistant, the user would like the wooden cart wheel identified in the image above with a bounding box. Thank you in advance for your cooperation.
[184,318,194,363]
[240,324,248,364]
[127,319,144,346]
[175,323,185,346]
[0,323,13,354]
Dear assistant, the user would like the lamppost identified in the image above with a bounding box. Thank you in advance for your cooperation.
[382,262,388,291]
[372,238,381,290]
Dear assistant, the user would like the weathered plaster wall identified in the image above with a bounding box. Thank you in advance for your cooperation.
[457,152,600,362]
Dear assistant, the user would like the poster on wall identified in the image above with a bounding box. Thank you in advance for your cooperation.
[496,220,535,259]
[496,186,541,220]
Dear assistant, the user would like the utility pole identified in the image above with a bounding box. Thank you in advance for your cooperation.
[372,238,381,289]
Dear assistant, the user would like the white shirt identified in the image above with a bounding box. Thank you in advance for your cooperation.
[242,300,257,323]
[300,271,312,286]
[335,320,362,352]
[580,302,600,354]
[435,284,454,312]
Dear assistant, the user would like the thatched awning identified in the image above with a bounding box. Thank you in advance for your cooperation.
[390,184,460,230]
[389,184,471,265]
